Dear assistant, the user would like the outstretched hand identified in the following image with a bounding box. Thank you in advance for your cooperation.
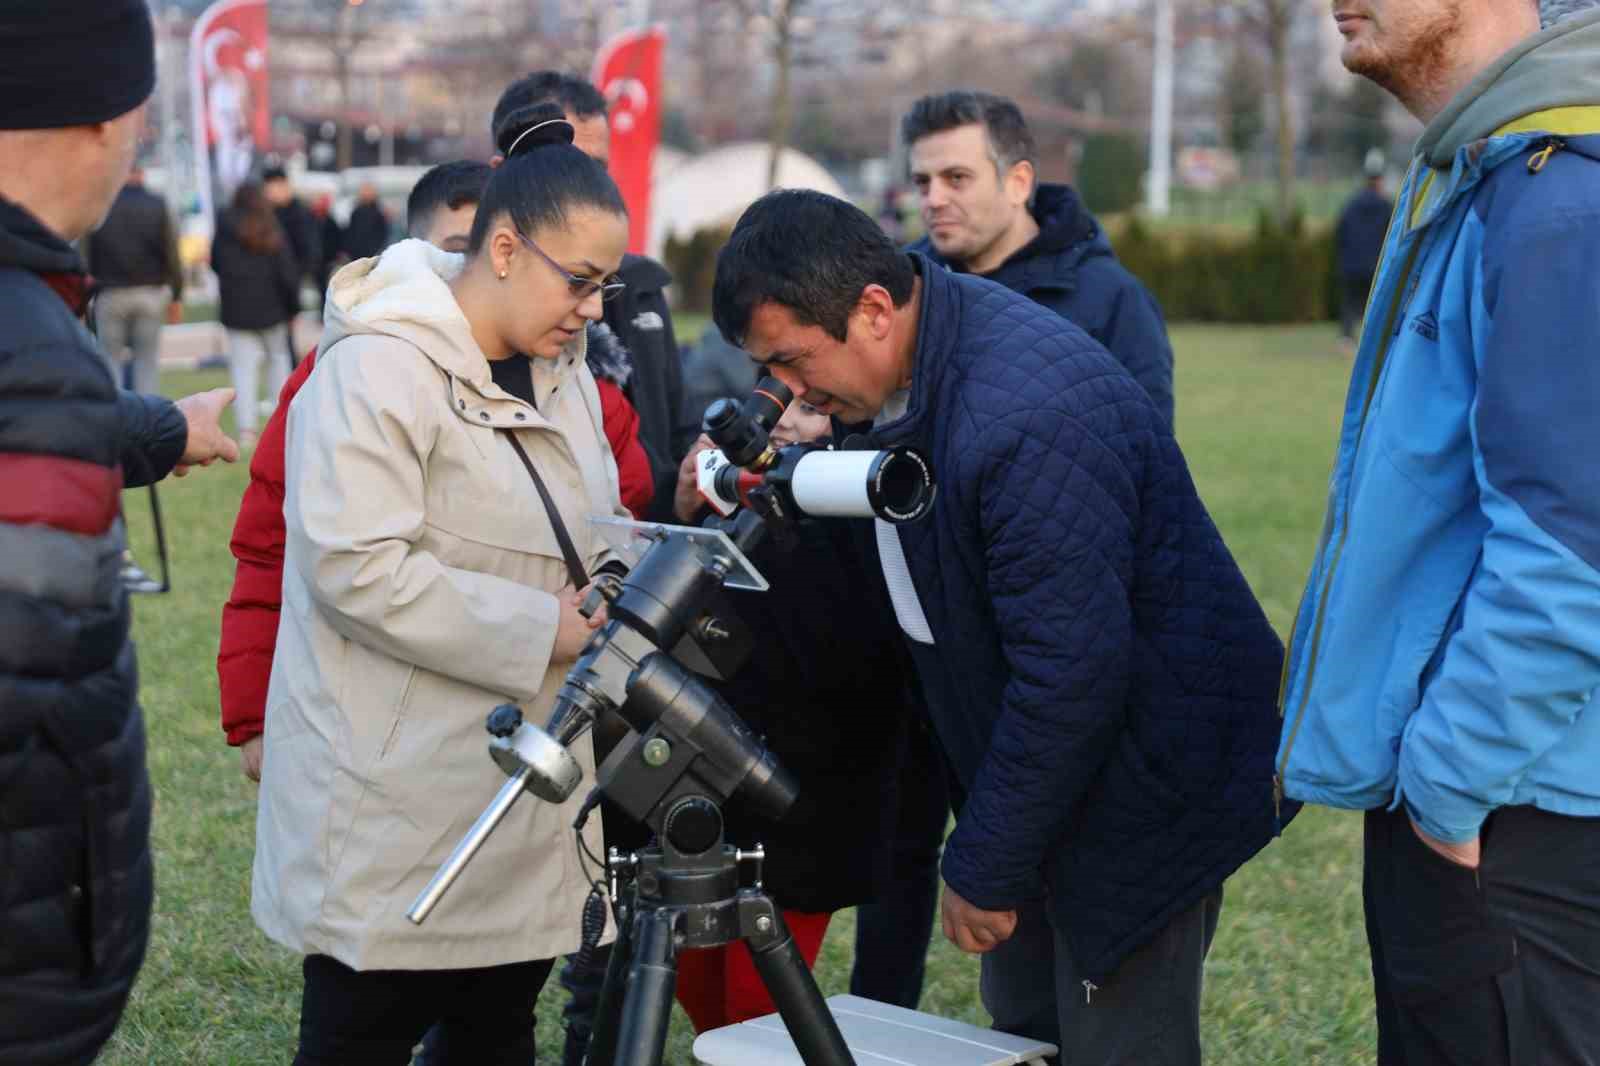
[171,388,240,477]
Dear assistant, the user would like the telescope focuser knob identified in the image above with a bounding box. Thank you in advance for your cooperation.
[486,704,524,738]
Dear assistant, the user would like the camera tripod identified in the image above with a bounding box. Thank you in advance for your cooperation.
[579,709,855,1066]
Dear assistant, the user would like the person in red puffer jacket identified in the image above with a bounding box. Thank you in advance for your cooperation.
[218,162,653,778]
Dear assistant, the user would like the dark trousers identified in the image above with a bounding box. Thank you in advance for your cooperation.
[980,889,1222,1066]
[850,712,950,1008]
[1364,805,1600,1066]
[293,953,553,1066]
[1341,271,1375,340]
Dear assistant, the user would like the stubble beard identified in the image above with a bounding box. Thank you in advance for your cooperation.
[1343,1,1466,115]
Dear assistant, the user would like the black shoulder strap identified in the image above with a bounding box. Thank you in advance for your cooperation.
[500,429,591,590]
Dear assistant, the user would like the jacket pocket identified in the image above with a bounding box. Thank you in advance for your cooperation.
[1416,549,1481,699]
[1092,729,1190,834]
[1376,809,1528,1062]
[1385,928,1525,1064]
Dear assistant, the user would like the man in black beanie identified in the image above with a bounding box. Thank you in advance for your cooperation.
[0,4,238,1064]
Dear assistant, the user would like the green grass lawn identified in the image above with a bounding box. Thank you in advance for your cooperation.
[109,323,1369,1064]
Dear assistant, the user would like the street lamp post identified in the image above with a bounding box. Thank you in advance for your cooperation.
[1147,0,1174,217]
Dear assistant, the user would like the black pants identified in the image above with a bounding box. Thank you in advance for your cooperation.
[850,712,950,1009]
[1364,805,1600,1066]
[1341,272,1375,340]
[293,953,553,1066]
[981,889,1222,1065]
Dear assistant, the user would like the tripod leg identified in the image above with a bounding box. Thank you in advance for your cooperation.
[612,909,678,1066]
[741,895,855,1066]
[583,900,635,1066]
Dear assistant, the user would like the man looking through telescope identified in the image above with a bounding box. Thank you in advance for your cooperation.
[711,189,1293,1066]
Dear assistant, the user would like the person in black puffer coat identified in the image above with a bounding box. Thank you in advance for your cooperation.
[210,181,300,447]
[0,5,239,1063]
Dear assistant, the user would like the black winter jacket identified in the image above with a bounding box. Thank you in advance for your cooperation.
[605,254,691,523]
[83,184,183,301]
[1335,185,1394,279]
[0,196,186,1066]
[910,183,1175,424]
[714,520,910,913]
[869,258,1288,979]
[274,199,322,305]
[341,202,391,261]
[210,213,299,333]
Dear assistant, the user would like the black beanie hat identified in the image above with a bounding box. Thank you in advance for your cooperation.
[0,0,156,130]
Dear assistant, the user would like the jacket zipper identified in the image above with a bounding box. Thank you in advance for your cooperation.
[1273,168,1434,815]
[1527,137,1565,173]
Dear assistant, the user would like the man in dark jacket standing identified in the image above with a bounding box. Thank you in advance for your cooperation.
[340,181,390,261]
[1333,155,1393,345]
[903,91,1174,423]
[84,165,183,395]
[490,72,690,525]
[713,190,1291,1065]
[0,5,238,1064]
[855,87,1180,1014]
[263,165,320,317]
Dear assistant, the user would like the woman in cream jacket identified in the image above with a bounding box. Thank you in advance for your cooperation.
[252,108,633,1064]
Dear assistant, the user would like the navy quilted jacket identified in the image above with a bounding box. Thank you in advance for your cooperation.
[869,257,1291,978]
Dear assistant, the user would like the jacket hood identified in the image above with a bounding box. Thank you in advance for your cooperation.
[1417,8,1600,167]
[0,196,82,275]
[320,238,585,392]
[909,183,1109,288]
[1009,182,1104,265]
[617,252,672,292]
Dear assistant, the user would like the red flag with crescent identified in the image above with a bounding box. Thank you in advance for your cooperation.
[592,27,665,255]
[190,0,270,225]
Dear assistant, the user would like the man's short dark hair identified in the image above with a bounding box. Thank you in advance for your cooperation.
[407,160,492,239]
[491,71,608,145]
[901,90,1036,179]
[713,189,915,346]
[262,164,288,183]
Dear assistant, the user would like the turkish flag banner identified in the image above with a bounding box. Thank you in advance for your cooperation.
[592,27,665,255]
[190,0,270,227]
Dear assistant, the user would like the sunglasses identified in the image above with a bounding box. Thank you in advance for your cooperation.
[515,231,626,302]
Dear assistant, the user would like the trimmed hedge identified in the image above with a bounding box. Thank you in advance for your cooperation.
[1113,211,1339,323]
[662,223,733,314]
[664,211,1340,324]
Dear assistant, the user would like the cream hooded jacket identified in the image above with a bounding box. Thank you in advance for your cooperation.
[251,240,626,970]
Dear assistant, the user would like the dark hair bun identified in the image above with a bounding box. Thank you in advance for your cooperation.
[496,101,575,159]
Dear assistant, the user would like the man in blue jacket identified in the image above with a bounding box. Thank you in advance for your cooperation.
[713,189,1289,1064]
[853,88,1180,1013]
[1277,1,1600,1062]
[902,90,1174,424]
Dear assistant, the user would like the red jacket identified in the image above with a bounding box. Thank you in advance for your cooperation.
[217,348,655,745]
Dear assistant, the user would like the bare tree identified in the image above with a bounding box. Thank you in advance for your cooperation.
[1211,0,1300,224]
[714,0,808,189]
[272,0,379,170]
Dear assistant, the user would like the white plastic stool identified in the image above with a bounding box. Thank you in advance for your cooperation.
[692,994,1058,1065]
